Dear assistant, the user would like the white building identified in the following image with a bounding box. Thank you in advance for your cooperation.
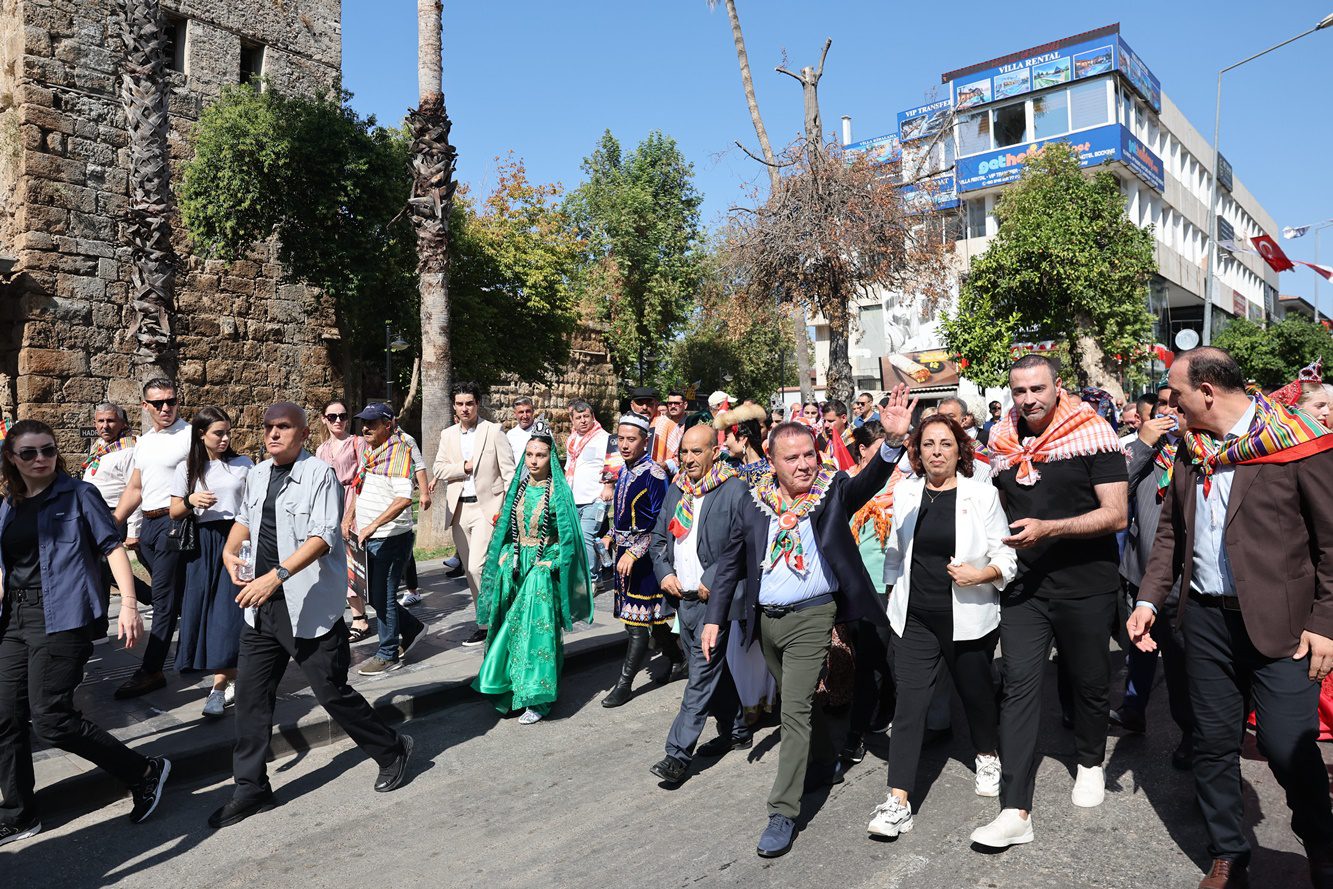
[821,23,1280,403]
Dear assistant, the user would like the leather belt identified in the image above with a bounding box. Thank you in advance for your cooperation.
[760,592,835,619]
[679,590,701,601]
[10,588,42,604]
[142,508,170,519]
[458,496,478,504]
[1190,591,1242,612]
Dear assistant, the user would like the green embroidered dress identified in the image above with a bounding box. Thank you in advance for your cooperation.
[473,467,592,715]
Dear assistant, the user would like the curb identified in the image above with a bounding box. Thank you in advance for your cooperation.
[38,628,626,817]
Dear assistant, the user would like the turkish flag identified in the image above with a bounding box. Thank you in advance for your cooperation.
[1251,234,1295,272]
[1299,260,1333,283]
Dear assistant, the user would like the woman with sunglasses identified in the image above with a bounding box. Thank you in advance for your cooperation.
[0,421,172,846]
[315,400,372,642]
[170,408,253,718]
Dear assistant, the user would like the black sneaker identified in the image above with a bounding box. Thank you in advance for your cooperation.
[128,756,171,823]
[0,818,41,848]
[375,734,414,793]
[208,791,277,829]
[461,627,488,647]
[840,739,867,765]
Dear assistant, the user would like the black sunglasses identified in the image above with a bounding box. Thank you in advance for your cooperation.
[14,445,58,462]
[145,398,178,409]
[325,412,349,422]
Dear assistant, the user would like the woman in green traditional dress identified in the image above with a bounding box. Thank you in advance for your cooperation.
[474,423,593,724]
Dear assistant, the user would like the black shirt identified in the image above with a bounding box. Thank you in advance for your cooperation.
[908,487,957,612]
[2,490,47,591]
[256,462,293,579]
[993,424,1127,599]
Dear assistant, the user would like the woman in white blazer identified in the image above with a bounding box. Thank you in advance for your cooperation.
[866,414,1016,841]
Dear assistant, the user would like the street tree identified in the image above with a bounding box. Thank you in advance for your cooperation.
[565,130,704,385]
[941,141,1157,395]
[725,143,951,404]
[707,0,814,400]
[1213,315,1333,389]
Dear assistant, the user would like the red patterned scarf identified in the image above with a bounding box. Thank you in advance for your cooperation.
[564,420,605,482]
[989,391,1123,486]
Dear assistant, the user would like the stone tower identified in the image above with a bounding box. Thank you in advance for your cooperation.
[0,0,344,452]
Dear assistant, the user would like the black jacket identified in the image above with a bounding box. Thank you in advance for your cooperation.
[649,475,749,622]
[705,445,901,644]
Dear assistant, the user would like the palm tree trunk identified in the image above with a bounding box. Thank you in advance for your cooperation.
[411,0,458,546]
[719,0,813,402]
[117,0,177,381]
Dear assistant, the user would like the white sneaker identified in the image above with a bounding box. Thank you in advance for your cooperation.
[866,795,914,838]
[970,809,1034,848]
[399,591,422,606]
[202,690,226,719]
[975,753,1001,797]
[223,681,235,707]
[1071,764,1105,808]
[518,709,544,725]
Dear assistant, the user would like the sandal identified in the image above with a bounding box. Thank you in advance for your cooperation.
[348,617,373,642]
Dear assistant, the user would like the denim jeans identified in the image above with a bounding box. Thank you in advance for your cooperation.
[577,502,610,587]
[363,531,422,661]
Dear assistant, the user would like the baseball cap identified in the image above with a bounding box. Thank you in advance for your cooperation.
[353,403,395,422]
[708,390,732,409]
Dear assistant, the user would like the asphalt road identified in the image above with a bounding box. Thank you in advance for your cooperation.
[5,651,1320,889]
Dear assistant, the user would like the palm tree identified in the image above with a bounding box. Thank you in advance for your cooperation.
[117,0,178,380]
[409,0,458,545]
[708,0,813,402]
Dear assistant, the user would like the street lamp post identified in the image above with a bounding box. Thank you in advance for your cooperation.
[1284,218,1333,323]
[1203,12,1333,345]
[384,320,409,405]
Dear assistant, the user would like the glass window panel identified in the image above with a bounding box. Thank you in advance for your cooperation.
[1071,79,1109,130]
[957,111,991,155]
[1033,89,1069,140]
[993,102,1028,148]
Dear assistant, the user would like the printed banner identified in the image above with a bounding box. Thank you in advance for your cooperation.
[955,124,1163,193]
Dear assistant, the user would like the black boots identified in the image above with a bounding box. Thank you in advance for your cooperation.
[602,626,650,707]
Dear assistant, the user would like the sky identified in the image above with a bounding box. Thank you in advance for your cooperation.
[342,0,1333,314]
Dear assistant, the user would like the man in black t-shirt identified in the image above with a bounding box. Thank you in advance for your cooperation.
[970,355,1128,851]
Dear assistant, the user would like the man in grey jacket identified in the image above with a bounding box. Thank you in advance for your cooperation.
[1113,390,1194,769]
[648,424,752,786]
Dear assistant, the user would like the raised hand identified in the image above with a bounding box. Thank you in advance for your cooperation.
[879,383,918,443]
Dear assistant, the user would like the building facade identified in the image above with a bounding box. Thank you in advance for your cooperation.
[820,23,1280,399]
[0,0,343,451]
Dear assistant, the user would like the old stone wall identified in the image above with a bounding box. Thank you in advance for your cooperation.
[488,321,620,441]
[0,0,343,455]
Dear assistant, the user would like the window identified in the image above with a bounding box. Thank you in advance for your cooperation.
[956,110,991,155]
[857,304,885,356]
[1032,90,1069,140]
[240,43,265,84]
[992,102,1028,148]
[966,197,987,238]
[164,16,187,73]
[1069,80,1108,130]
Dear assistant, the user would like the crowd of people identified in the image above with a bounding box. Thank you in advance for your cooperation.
[3,348,1333,889]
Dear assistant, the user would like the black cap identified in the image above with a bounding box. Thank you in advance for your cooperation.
[629,387,658,401]
[353,403,395,422]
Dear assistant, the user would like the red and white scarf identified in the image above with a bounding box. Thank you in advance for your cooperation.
[564,420,606,482]
[989,391,1123,485]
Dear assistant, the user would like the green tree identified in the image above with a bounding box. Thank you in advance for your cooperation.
[565,130,705,385]
[941,141,1157,396]
[1213,315,1333,389]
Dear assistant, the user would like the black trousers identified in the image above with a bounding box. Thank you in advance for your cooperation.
[1183,596,1333,864]
[887,608,998,795]
[998,591,1116,811]
[231,599,402,801]
[0,594,148,825]
[135,513,185,675]
[848,618,895,739]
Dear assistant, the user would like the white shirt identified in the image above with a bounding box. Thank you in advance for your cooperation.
[84,441,142,536]
[674,492,706,591]
[1191,403,1255,596]
[566,428,610,505]
[758,515,836,606]
[459,424,478,497]
[1119,432,1139,450]
[356,473,415,539]
[507,424,533,464]
[171,456,253,523]
[132,419,191,511]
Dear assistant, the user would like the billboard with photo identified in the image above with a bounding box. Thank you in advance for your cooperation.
[844,133,902,167]
[897,99,952,143]
[880,349,960,390]
[955,123,1164,193]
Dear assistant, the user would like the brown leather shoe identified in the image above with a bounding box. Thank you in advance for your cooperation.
[1309,842,1333,889]
[114,671,166,700]
[1198,859,1248,889]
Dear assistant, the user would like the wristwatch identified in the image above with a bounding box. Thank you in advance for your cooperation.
[275,565,291,583]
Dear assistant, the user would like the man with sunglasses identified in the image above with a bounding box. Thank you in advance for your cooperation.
[852,393,879,429]
[665,392,688,424]
[112,378,192,700]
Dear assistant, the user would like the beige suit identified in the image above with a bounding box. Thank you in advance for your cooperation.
[432,420,516,617]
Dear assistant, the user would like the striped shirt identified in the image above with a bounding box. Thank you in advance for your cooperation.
[355,473,414,539]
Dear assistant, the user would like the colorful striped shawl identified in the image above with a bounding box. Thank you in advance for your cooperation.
[667,463,737,539]
[751,464,835,572]
[1181,391,1333,497]
[82,434,137,475]
[355,433,414,493]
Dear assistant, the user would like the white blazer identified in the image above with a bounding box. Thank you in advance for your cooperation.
[882,473,1016,641]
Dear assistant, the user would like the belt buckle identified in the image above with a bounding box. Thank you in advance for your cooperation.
[762,605,789,619]
[1222,596,1242,612]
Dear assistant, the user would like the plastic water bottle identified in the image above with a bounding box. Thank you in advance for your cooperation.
[237,540,255,582]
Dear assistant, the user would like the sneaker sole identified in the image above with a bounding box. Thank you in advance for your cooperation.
[357,660,405,676]
[867,818,913,838]
[0,821,42,847]
[460,639,485,647]
[132,758,171,824]
[970,828,1034,848]
[975,785,1000,798]
[1071,793,1105,808]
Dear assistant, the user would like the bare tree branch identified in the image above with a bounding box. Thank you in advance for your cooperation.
[775,65,803,83]
[814,38,832,81]
[736,140,795,169]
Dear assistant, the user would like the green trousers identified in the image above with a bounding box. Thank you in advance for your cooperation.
[758,600,837,818]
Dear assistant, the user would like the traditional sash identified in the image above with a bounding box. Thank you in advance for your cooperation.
[989,391,1124,486]
[752,464,834,572]
[82,434,136,476]
[1153,440,1179,500]
[564,421,605,482]
[667,463,737,539]
[1182,391,1333,498]
[355,433,414,493]
[850,468,904,546]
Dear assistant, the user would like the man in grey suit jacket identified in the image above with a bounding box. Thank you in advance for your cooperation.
[648,425,752,786]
